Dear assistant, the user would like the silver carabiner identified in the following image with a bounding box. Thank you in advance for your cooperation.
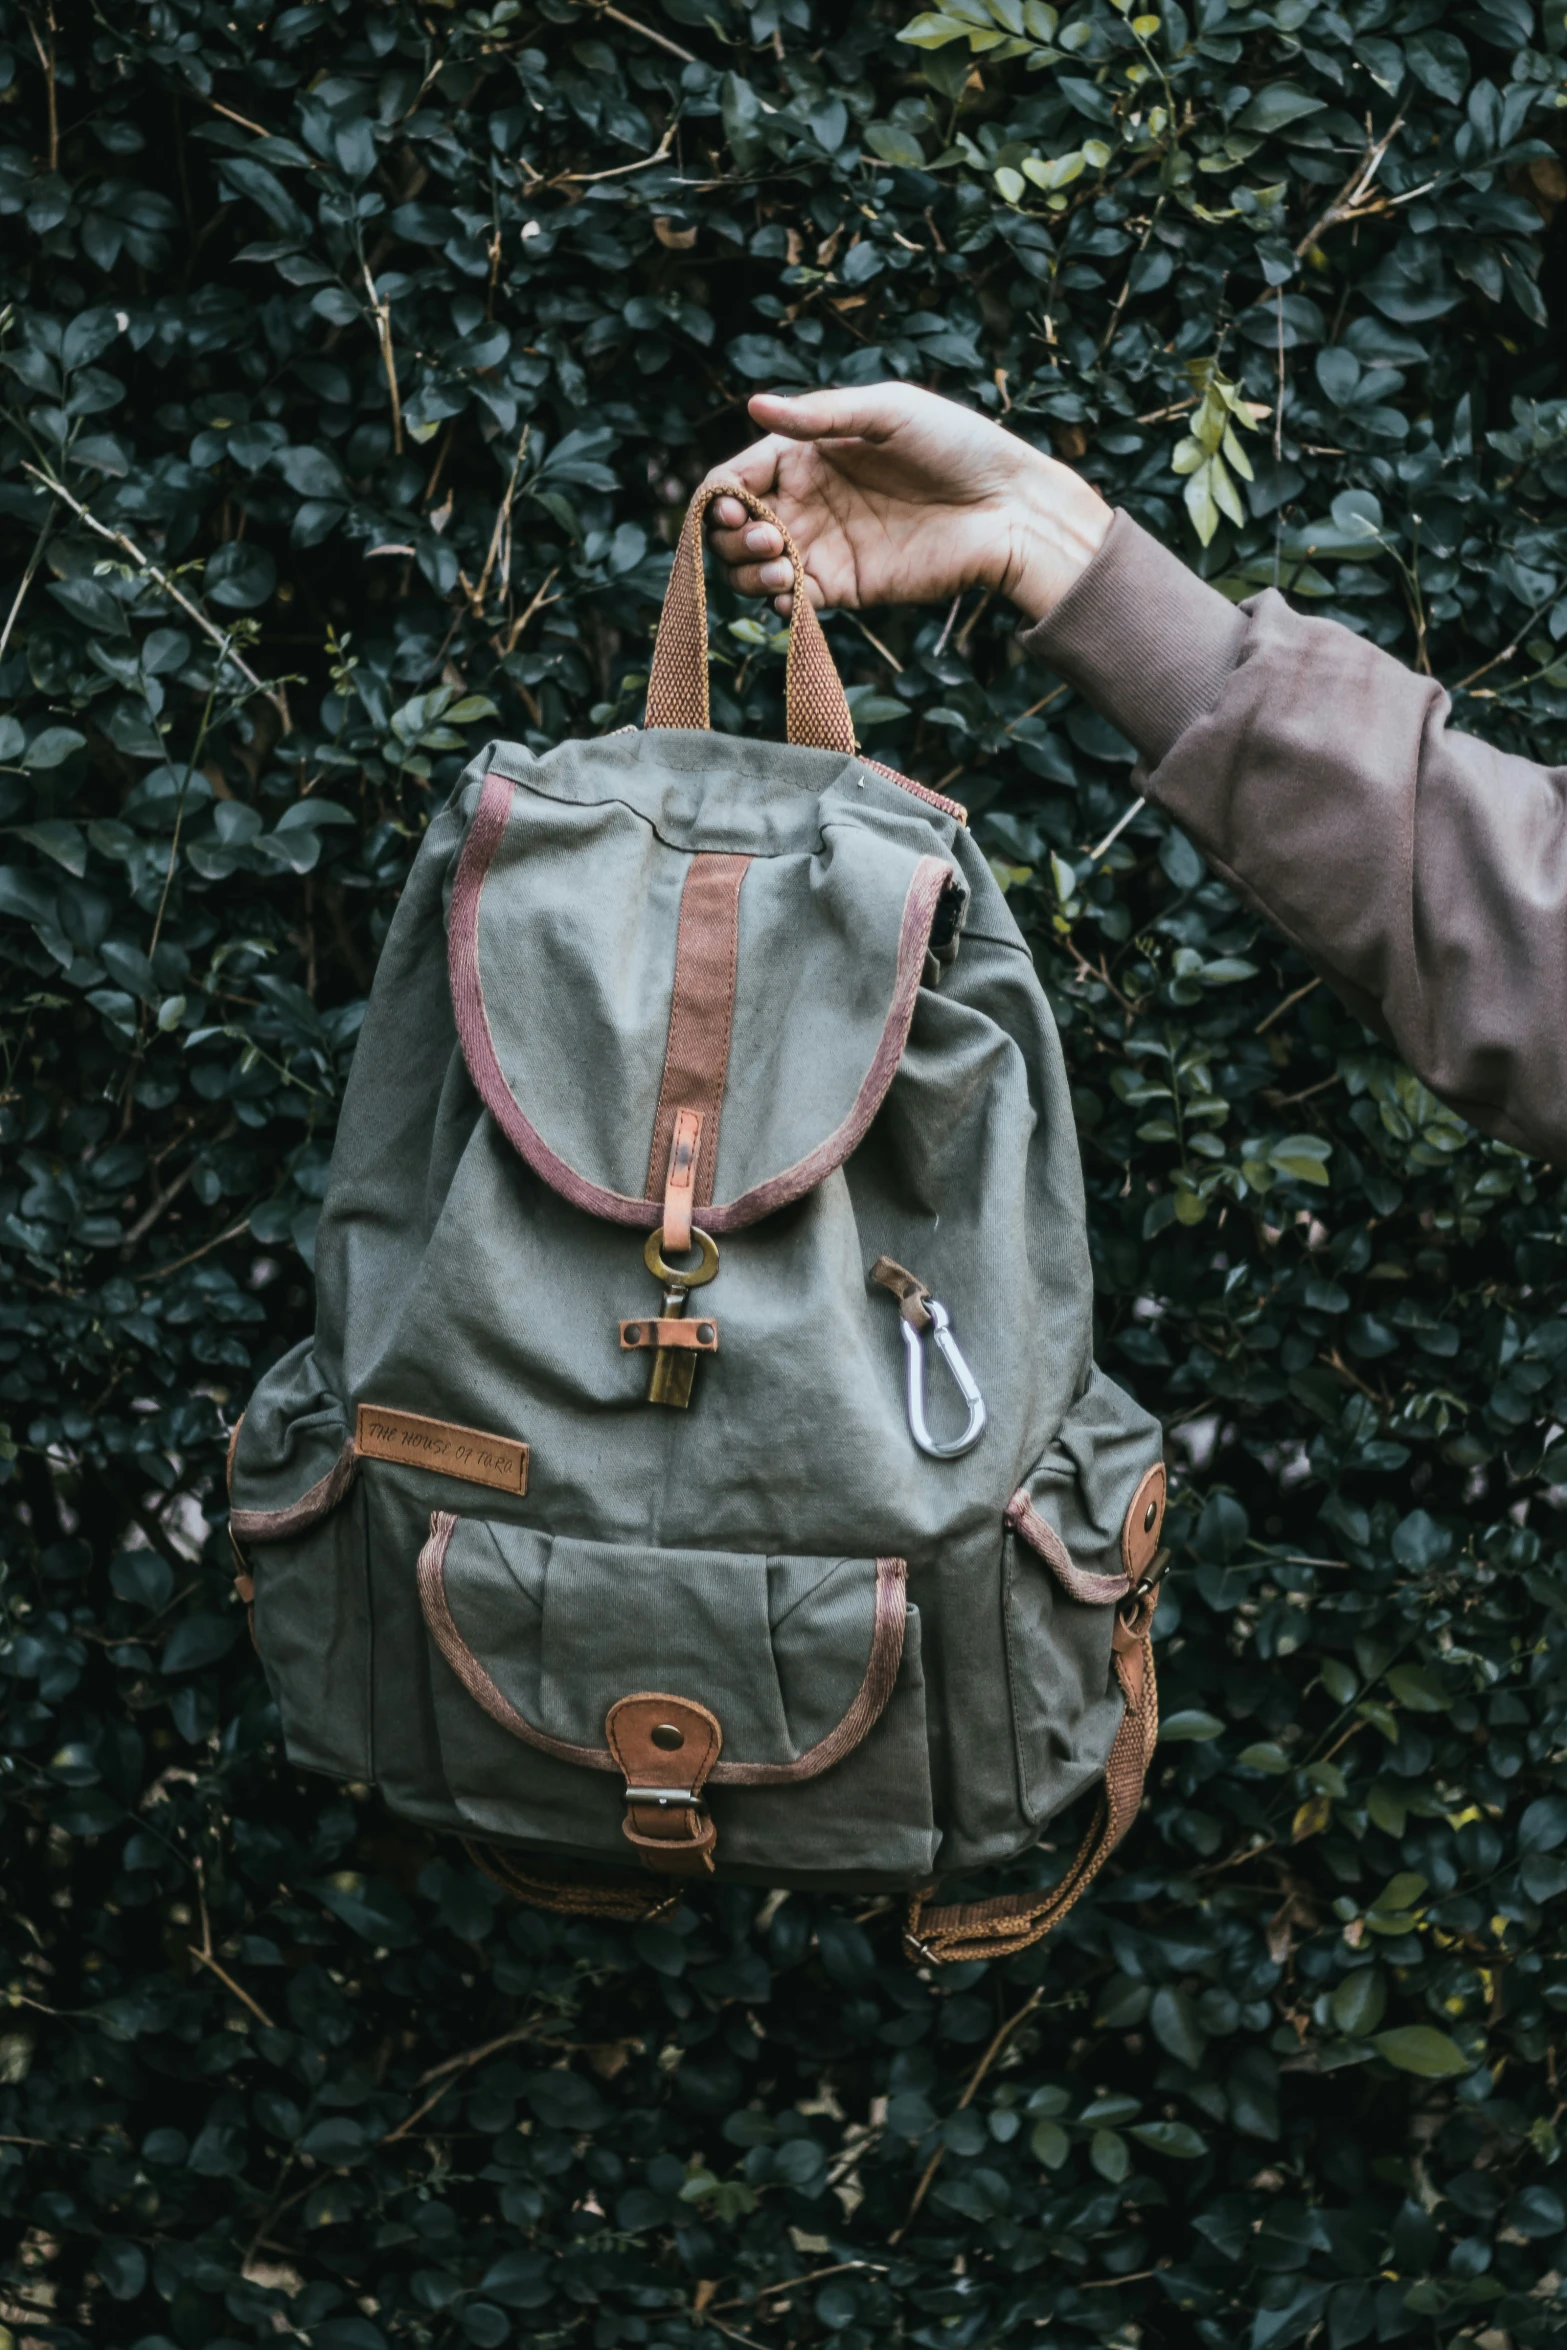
[898,1296,987,1461]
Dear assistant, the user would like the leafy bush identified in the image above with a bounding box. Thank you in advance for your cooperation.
[2,2,1566,2345]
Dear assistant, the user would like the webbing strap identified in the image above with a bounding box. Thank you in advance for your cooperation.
[903,1592,1159,1966]
[645,478,856,754]
[462,1838,679,1924]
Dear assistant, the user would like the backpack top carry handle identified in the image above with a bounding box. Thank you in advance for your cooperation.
[645,478,857,755]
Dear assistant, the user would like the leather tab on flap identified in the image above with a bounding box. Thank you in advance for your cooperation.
[870,1254,933,1331]
[606,1692,722,1878]
[1121,1461,1167,1581]
[620,1317,719,1352]
[662,1107,702,1255]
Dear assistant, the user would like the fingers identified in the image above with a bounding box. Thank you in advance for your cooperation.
[707,495,801,607]
[709,500,782,555]
[747,385,904,444]
[698,433,786,506]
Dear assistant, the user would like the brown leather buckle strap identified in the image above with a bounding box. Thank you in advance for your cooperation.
[903,1584,1161,1966]
[606,1692,722,1878]
[644,478,856,754]
[662,1106,702,1255]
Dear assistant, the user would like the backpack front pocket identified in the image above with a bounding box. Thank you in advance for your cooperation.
[415,1515,936,1887]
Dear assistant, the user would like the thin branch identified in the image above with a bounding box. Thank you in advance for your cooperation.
[471,426,531,616]
[579,0,697,64]
[362,262,404,455]
[1134,395,1198,425]
[21,466,291,730]
[498,565,561,656]
[202,96,276,142]
[26,6,58,173]
[891,1987,1044,2241]
[414,2021,550,2088]
[844,612,903,673]
[553,123,677,186]
[1265,1071,1341,1109]
[188,1944,277,2030]
[144,1213,253,1281]
[1004,683,1067,732]
[385,2020,556,2142]
[709,2260,891,2316]
[0,512,52,665]
[954,586,993,658]
[1290,102,1407,262]
[1087,795,1147,864]
[1254,975,1321,1034]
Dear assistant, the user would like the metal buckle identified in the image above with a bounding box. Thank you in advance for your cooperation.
[898,1296,987,1461]
[623,1787,704,1810]
[1131,1546,1171,1601]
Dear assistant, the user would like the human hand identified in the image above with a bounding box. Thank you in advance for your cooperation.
[703,382,1110,625]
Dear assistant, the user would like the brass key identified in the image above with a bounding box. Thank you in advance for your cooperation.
[619,1227,719,1409]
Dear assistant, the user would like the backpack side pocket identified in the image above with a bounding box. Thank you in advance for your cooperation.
[1003,1366,1165,1828]
[229,1363,371,1783]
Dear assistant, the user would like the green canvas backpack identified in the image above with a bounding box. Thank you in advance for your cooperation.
[228,481,1168,1964]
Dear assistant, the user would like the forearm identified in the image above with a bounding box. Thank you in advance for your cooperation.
[1016,513,1567,1165]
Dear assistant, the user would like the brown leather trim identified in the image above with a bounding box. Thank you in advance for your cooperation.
[451,786,952,1235]
[356,1403,528,1495]
[660,1105,703,1255]
[870,1254,934,1332]
[1122,1461,1167,1580]
[225,1413,243,1497]
[417,1511,618,1775]
[229,1437,358,1545]
[1005,1488,1131,1606]
[620,1318,719,1352]
[416,1513,908,1787]
[608,1691,723,1877]
[646,857,751,1212]
[903,1587,1160,1966]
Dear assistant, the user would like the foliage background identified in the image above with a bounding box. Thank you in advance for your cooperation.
[2,1,1567,2345]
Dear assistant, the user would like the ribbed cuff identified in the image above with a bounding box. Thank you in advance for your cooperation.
[1017,510,1250,768]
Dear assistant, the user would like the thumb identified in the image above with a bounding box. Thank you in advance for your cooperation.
[748,385,901,444]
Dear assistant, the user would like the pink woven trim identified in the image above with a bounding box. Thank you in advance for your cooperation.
[418,1510,618,1774]
[1005,1488,1132,1605]
[858,755,967,825]
[449,771,660,1230]
[711,1556,907,1786]
[450,777,952,1235]
[704,854,953,1231]
[230,1439,358,1545]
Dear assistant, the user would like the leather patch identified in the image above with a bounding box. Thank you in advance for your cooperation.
[662,1106,702,1255]
[356,1405,528,1495]
[620,1318,719,1352]
[1121,1461,1167,1581]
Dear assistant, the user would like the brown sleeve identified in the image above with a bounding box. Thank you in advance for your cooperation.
[1019,510,1567,1163]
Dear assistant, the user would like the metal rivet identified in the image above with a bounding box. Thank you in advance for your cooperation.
[625,1324,641,1344]
[697,1324,714,1344]
[651,1723,684,1752]
[1144,1500,1158,1532]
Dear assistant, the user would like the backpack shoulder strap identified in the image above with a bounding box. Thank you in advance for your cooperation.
[902,1587,1160,1966]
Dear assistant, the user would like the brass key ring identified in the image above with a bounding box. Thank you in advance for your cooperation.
[644,1227,719,1289]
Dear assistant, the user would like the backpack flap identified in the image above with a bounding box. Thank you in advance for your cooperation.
[448,757,957,1236]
